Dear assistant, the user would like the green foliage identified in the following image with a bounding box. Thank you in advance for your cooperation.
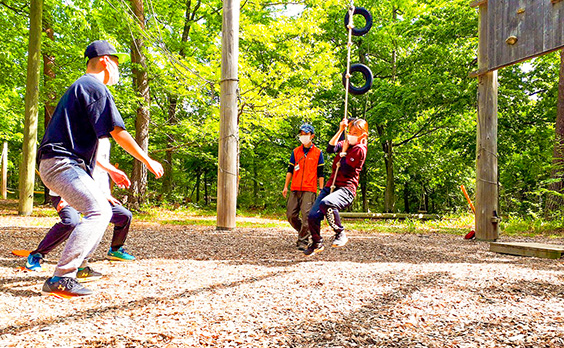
[1,0,563,229]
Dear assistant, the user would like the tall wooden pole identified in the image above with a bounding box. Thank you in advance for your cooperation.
[217,0,240,230]
[1,142,7,199]
[475,1,499,241]
[18,0,43,216]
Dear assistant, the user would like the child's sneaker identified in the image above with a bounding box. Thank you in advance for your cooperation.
[42,277,93,297]
[107,247,136,261]
[304,242,325,256]
[25,253,44,271]
[76,266,103,283]
[332,232,349,247]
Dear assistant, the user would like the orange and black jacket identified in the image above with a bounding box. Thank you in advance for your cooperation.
[288,144,324,193]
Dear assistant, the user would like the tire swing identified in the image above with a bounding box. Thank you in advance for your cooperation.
[343,7,373,36]
[342,63,373,95]
[341,4,373,97]
[331,3,373,193]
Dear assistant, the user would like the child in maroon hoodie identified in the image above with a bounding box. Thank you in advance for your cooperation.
[305,118,368,256]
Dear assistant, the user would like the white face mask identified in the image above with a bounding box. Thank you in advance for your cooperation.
[106,59,120,86]
[348,135,359,145]
[299,135,312,145]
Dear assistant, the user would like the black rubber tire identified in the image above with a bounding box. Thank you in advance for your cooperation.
[344,7,373,36]
[342,63,373,95]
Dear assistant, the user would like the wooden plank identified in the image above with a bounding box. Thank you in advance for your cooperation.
[550,0,564,51]
[490,242,564,259]
[482,0,564,72]
[339,212,440,220]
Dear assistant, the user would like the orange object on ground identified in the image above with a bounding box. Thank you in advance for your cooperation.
[460,185,475,214]
[11,249,31,257]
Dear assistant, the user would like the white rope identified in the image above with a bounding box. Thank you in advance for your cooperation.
[343,1,355,126]
[331,1,355,193]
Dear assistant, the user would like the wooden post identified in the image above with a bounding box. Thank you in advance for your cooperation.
[1,142,7,199]
[475,1,499,241]
[18,0,43,216]
[217,0,240,230]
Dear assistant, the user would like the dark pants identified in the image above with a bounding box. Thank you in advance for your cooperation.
[308,187,354,244]
[286,191,317,244]
[32,195,132,256]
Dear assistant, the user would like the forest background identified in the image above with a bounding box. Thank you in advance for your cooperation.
[1,0,564,222]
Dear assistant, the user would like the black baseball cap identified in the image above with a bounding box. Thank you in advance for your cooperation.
[84,40,129,63]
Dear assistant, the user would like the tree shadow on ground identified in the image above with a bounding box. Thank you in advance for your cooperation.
[1,271,455,346]
[99,224,564,270]
[282,272,564,347]
[2,223,564,270]
[285,271,452,347]
[0,274,44,297]
[0,270,293,336]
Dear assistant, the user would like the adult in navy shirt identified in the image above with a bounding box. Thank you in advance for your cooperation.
[37,40,164,298]
[304,118,368,256]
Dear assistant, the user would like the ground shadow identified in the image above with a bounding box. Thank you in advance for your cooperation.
[0,269,292,336]
[2,222,563,271]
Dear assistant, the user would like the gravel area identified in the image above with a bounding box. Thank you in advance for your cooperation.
[0,203,563,347]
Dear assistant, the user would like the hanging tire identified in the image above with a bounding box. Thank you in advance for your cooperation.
[342,63,373,95]
[344,7,373,36]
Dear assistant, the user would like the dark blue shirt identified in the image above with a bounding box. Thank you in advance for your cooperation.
[38,74,126,175]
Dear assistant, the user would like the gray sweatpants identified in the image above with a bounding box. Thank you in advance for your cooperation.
[39,157,112,278]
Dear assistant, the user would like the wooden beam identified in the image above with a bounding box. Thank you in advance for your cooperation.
[470,0,487,8]
[217,0,240,230]
[490,242,564,259]
[468,68,489,78]
[339,212,440,220]
[474,0,499,241]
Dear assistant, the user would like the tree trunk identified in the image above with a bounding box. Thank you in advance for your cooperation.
[162,96,176,195]
[129,0,150,210]
[204,169,209,205]
[383,139,395,212]
[18,0,43,216]
[253,162,258,201]
[379,5,399,214]
[42,21,56,204]
[360,166,368,211]
[403,181,409,213]
[546,49,564,216]
[196,167,201,203]
[161,0,202,200]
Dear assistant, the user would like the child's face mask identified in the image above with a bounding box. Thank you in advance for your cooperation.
[347,134,359,145]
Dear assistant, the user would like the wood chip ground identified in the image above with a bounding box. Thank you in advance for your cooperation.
[0,201,563,347]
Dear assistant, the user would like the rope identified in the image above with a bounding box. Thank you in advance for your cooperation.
[343,2,355,126]
[331,1,355,194]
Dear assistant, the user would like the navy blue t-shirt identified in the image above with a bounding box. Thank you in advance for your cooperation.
[38,74,126,175]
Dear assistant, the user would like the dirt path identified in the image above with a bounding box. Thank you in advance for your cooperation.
[0,207,563,347]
